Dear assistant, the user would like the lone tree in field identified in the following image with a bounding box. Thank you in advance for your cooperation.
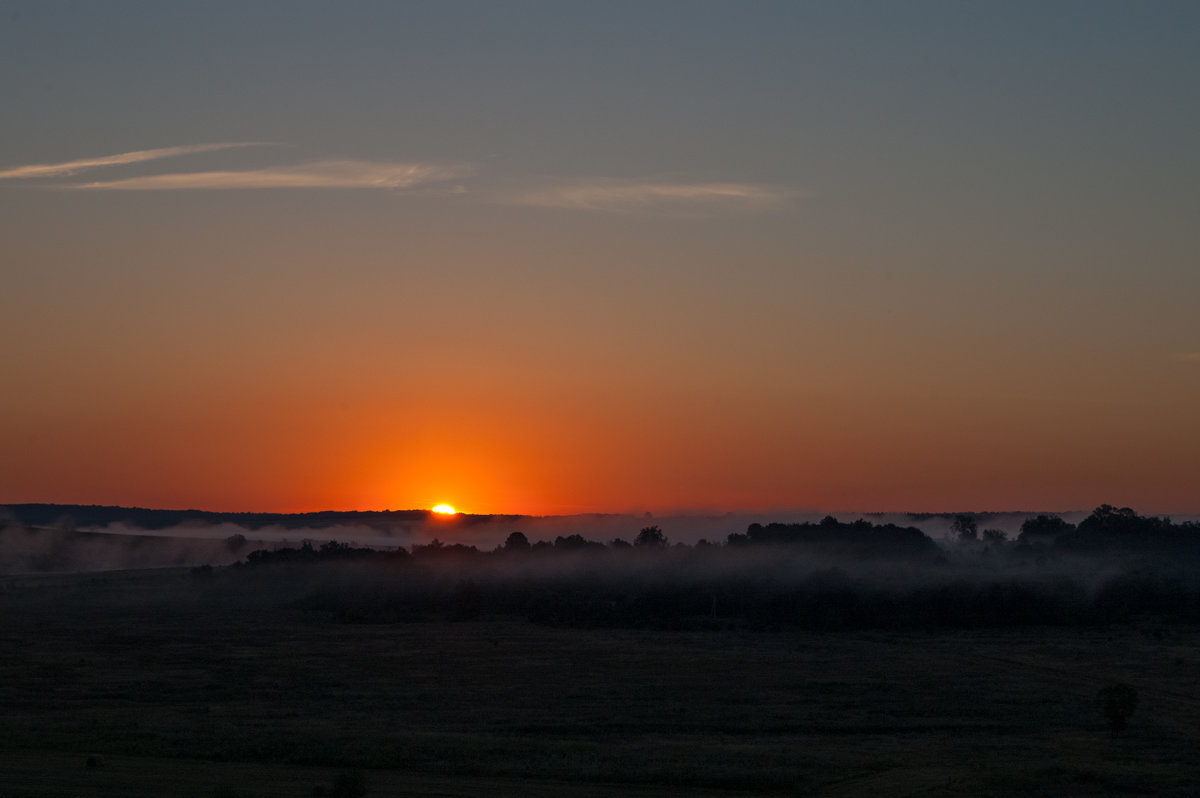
[1096,683,1138,734]
[635,525,667,548]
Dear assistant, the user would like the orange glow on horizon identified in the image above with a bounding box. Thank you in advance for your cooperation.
[3,347,1198,517]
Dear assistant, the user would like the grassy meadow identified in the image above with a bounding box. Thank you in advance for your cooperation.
[2,565,1199,796]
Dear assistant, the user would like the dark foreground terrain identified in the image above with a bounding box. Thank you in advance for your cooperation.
[2,566,1199,797]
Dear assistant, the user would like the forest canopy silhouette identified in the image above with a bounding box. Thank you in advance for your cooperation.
[181,505,1200,632]
[5,504,1200,630]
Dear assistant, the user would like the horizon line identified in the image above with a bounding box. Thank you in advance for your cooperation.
[6,500,1162,519]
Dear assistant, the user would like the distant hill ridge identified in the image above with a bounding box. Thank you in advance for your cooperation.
[0,503,522,530]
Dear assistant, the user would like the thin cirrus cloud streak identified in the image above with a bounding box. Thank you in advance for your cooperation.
[0,142,263,180]
[2,143,788,208]
[69,160,471,191]
[507,179,800,213]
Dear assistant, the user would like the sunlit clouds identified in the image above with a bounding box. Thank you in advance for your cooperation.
[0,142,262,180]
[71,159,470,191]
[3,1,1198,517]
[508,178,799,213]
[76,167,798,209]
[2,145,794,209]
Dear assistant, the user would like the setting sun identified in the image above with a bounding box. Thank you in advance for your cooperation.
[431,504,457,515]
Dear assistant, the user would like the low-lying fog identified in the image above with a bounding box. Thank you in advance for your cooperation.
[1,506,1194,576]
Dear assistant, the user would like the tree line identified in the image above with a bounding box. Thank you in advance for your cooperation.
[229,506,1200,631]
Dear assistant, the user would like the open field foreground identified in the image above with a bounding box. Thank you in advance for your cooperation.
[3,567,1199,796]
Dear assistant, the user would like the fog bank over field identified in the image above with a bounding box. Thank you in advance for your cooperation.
[0,502,1113,548]
[2,502,1197,575]
[0,524,244,574]
[8,503,1200,633]
[410,510,1112,549]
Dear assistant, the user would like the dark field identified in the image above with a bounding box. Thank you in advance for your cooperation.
[3,567,1199,797]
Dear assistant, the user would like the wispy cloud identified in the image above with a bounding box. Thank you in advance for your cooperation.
[6,144,788,209]
[509,178,799,213]
[70,160,470,190]
[0,143,262,180]
[1171,352,1200,363]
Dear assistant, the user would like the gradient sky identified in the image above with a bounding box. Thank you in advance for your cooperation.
[2,1,1198,515]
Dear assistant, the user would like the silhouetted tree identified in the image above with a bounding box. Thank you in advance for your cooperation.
[635,525,667,548]
[1096,683,1138,734]
[736,520,936,559]
[411,540,479,559]
[609,538,632,549]
[1018,514,1074,543]
[502,531,531,552]
[412,538,443,556]
[1079,505,1169,538]
[982,529,1008,545]
[1083,504,1139,531]
[554,533,605,551]
[951,515,978,542]
[1058,506,1178,552]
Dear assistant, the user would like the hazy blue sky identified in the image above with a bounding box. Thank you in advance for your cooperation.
[2,1,1198,514]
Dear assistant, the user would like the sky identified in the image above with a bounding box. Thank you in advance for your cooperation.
[2,1,1198,516]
